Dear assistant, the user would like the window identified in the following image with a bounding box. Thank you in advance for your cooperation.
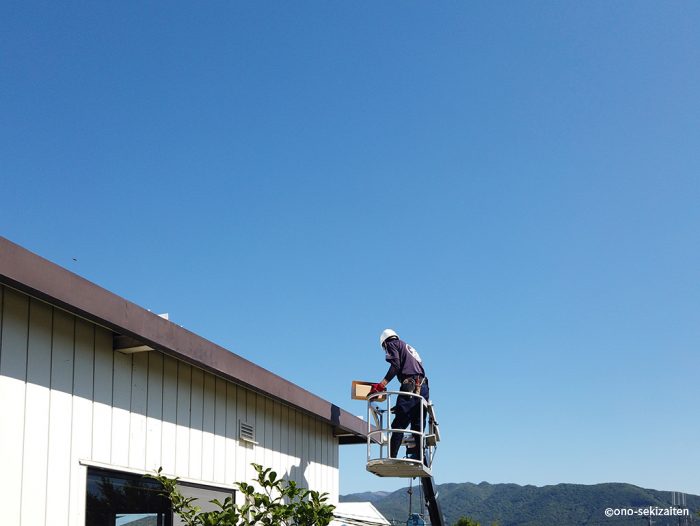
[173,481,236,526]
[86,467,235,526]
[86,467,171,526]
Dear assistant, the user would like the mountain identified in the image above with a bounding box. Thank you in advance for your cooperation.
[342,490,393,503]
[341,482,700,526]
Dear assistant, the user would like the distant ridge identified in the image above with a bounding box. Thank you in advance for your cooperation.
[341,482,700,526]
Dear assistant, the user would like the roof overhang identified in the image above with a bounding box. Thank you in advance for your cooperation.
[0,237,367,445]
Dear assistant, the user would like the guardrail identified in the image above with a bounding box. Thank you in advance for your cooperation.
[366,390,437,477]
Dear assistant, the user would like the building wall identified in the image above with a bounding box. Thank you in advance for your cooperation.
[0,285,339,526]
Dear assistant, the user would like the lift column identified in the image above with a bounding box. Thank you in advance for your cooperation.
[420,476,445,526]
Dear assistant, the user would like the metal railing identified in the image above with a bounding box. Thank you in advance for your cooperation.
[366,389,436,468]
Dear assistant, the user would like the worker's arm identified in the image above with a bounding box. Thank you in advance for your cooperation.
[369,363,396,394]
[369,340,402,395]
[382,340,401,384]
[382,365,397,384]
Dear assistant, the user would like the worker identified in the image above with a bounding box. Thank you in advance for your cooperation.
[369,329,429,460]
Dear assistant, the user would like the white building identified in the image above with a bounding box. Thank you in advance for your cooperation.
[332,502,391,526]
[0,237,366,526]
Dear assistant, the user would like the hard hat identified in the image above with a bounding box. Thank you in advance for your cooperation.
[379,328,399,347]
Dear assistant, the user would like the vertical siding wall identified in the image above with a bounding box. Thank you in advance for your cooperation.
[0,286,340,526]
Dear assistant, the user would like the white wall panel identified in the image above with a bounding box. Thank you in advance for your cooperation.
[68,318,94,526]
[245,389,257,484]
[161,355,178,474]
[214,376,227,483]
[280,404,290,479]
[92,327,113,463]
[189,367,204,480]
[263,396,272,470]
[0,286,341,525]
[128,351,148,470]
[0,288,28,526]
[295,409,304,487]
[46,309,74,526]
[233,385,246,484]
[202,372,216,482]
[21,298,52,526]
[273,400,281,476]
[175,362,191,476]
[302,413,312,490]
[288,408,297,484]
[111,351,132,467]
[146,352,164,473]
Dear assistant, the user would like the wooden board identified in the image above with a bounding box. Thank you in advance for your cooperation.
[351,380,386,402]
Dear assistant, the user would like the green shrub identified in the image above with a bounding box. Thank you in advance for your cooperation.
[150,463,336,526]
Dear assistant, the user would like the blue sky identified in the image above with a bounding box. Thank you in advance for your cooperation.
[2,1,699,496]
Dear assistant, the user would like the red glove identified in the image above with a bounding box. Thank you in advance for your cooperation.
[369,382,386,395]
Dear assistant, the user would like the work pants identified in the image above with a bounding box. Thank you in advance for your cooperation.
[389,378,429,459]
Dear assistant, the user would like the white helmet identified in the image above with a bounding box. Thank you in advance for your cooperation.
[379,328,399,347]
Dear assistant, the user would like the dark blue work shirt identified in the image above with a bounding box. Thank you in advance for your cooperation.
[383,338,426,383]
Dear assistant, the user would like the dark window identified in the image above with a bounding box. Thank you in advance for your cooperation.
[86,467,171,526]
[86,467,235,526]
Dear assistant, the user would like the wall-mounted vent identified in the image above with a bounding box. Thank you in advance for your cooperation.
[239,421,257,444]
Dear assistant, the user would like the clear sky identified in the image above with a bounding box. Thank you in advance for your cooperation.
[2,1,699,497]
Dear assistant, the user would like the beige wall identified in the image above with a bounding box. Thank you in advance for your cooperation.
[0,285,339,526]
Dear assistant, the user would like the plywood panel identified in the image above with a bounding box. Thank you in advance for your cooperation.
[92,327,113,463]
[146,352,164,473]
[129,352,148,470]
[175,363,191,476]
[69,318,94,526]
[161,355,178,474]
[201,372,216,482]
[214,376,227,483]
[21,298,52,526]
[45,309,74,526]
[0,288,28,526]
[111,351,132,467]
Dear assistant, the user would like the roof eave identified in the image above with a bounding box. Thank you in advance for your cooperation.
[0,236,367,443]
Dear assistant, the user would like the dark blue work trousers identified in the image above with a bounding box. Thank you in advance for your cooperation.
[389,378,429,459]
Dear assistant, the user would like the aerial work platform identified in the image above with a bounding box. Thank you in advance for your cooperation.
[351,380,446,526]
[366,458,431,478]
[363,389,440,479]
[361,388,446,525]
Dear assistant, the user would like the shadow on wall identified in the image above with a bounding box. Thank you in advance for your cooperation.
[286,458,311,492]
[330,404,341,427]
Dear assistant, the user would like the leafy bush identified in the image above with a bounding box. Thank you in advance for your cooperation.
[150,463,335,526]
